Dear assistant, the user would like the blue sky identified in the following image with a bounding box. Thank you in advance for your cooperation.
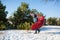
[1,0,60,18]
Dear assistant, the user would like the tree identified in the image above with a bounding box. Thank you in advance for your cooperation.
[57,18,60,26]
[47,17,53,25]
[10,2,33,29]
[47,17,57,25]
[31,9,39,14]
[52,17,57,25]
[0,1,8,30]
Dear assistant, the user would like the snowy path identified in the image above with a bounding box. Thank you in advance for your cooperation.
[0,26,60,40]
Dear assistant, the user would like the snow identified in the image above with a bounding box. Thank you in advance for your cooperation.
[0,26,60,40]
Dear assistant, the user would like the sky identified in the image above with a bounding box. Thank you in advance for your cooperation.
[1,0,60,19]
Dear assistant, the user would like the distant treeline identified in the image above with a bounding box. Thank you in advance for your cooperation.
[45,17,60,26]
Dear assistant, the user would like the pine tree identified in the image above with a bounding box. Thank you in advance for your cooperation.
[0,1,8,29]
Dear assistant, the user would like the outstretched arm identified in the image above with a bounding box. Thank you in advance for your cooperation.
[30,13,34,18]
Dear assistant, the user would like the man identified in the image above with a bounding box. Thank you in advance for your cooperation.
[31,13,45,34]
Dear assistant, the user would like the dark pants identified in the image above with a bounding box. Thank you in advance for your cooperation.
[35,28,40,34]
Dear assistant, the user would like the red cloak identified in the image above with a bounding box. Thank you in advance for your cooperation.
[31,16,44,30]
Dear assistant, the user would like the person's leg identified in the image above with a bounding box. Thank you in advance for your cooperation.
[34,29,38,34]
[37,28,40,33]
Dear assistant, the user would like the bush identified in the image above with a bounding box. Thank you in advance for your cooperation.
[17,22,31,30]
[0,24,6,30]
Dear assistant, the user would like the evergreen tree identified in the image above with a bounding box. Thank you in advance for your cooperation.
[10,2,33,29]
[0,1,8,30]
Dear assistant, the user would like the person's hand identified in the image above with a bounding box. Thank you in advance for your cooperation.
[30,13,34,17]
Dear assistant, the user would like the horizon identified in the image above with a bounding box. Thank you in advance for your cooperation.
[1,0,60,19]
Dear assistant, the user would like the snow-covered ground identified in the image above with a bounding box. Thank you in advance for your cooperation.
[0,26,60,40]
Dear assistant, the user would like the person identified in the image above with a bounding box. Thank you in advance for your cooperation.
[31,13,45,34]
[33,14,38,23]
[26,13,37,33]
[30,13,37,22]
